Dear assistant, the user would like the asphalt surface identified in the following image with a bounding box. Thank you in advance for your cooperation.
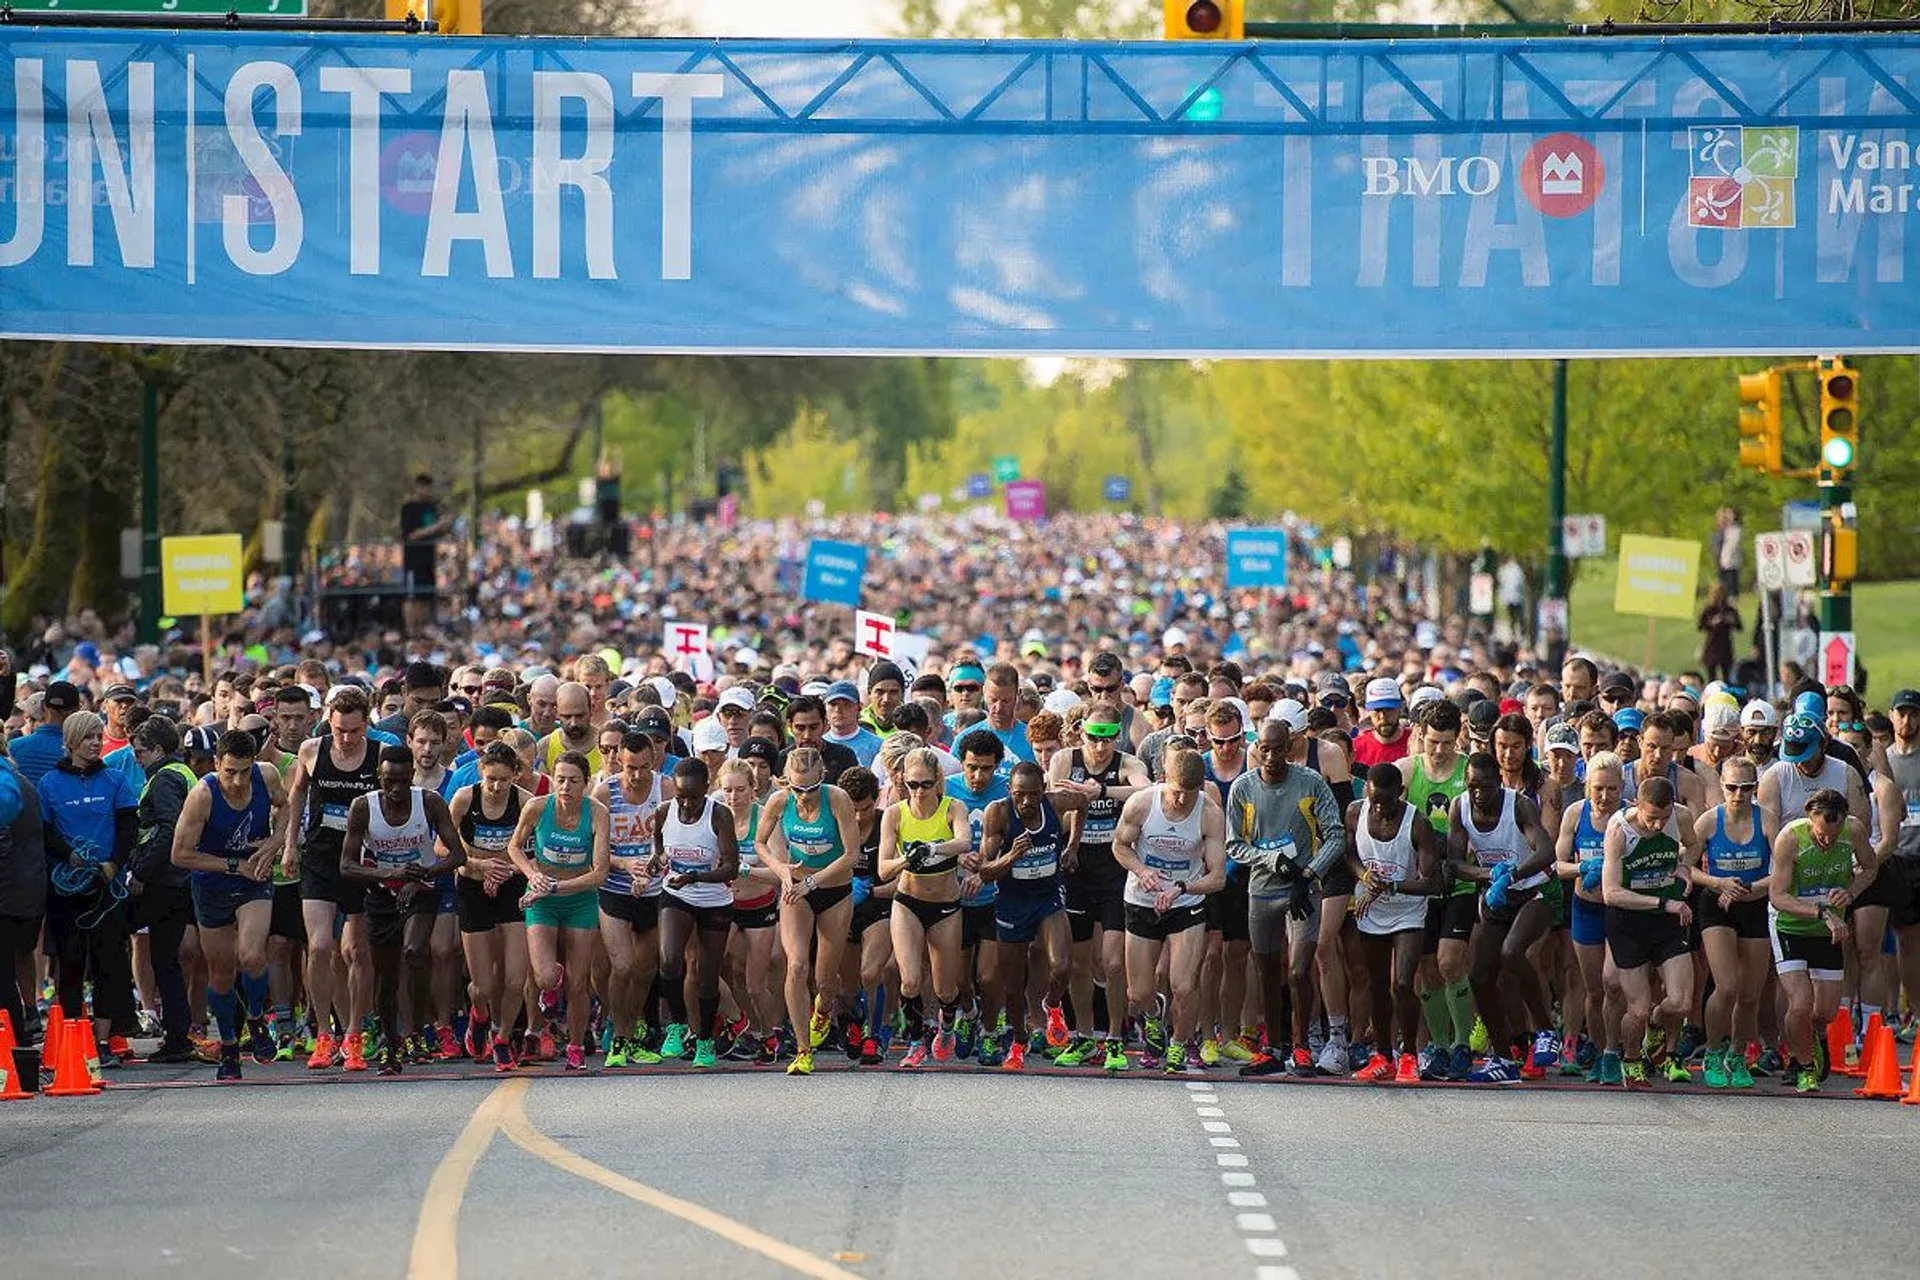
[4,1056,1918,1280]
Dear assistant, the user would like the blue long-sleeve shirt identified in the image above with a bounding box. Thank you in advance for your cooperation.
[9,724,67,786]
[38,758,141,868]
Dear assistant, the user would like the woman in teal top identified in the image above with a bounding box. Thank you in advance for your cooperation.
[759,747,858,1077]
[1690,755,1773,1089]
[507,751,609,1070]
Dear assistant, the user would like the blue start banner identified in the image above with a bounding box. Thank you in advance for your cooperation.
[4,30,1920,356]
[801,539,867,607]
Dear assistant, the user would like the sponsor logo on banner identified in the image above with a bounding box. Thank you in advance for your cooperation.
[1362,154,1501,198]
[1520,134,1603,218]
[1688,126,1799,229]
[381,133,440,216]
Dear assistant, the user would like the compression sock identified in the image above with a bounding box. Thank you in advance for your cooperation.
[1419,987,1453,1049]
[239,970,269,1019]
[868,985,887,1034]
[903,995,926,1041]
[699,995,720,1038]
[1328,1014,1350,1046]
[940,1000,959,1029]
[1443,979,1476,1049]
[208,986,240,1043]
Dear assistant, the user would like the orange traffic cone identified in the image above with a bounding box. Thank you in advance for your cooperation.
[1854,1022,1903,1099]
[44,1017,99,1097]
[1901,1047,1920,1105]
[78,1020,106,1089]
[44,1003,64,1067]
[0,1009,31,1100]
[1827,1007,1862,1077]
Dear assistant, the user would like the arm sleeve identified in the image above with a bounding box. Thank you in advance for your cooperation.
[1223,776,1264,869]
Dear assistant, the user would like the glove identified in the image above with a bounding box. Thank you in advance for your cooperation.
[902,841,933,873]
[1284,876,1313,922]
[1485,862,1513,912]
[1579,856,1604,894]
[851,876,872,907]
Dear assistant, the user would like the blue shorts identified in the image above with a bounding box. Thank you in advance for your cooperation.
[190,871,275,930]
[1569,890,1606,948]
[994,886,1066,944]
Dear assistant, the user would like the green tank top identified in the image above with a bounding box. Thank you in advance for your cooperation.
[1617,811,1684,902]
[535,797,595,871]
[1409,754,1468,894]
[1776,818,1856,937]
[269,750,299,884]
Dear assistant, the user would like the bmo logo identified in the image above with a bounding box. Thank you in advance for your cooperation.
[1520,133,1604,217]
[1361,154,1501,198]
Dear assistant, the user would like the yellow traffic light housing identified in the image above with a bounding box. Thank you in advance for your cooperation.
[1164,0,1245,39]
[1824,509,1859,584]
[1736,368,1783,475]
[386,1,482,34]
[1817,355,1858,485]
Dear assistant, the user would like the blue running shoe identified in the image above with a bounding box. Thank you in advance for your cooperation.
[1466,1055,1522,1084]
[1449,1043,1472,1080]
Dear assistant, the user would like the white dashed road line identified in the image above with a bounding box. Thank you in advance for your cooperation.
[1186,1081,1300,1280]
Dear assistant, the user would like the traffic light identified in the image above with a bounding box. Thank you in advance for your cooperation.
[1824,507,1859,585]
[1164,0,1245,39]
[1736,368,1783,475]
[1817,355,1858,484]
[386,1,482,34]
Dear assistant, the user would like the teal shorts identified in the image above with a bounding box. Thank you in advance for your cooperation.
[525,886,602,931]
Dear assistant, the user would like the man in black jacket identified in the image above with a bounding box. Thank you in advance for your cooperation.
[0,740,46,1045]
[127,718,201,1063]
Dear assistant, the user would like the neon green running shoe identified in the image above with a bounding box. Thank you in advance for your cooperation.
[1663,1057,1691,1084]
[1727,1052,1754,1089]
[1055,1036,1096,1067]
[1796,1066,1819,1094]
[1103,1040,1128,1073]
[1164,1040,1188,1074]
[604,1037,630,1069]
[692,1039,717,1069]
[1468,1016,1490,1054]
[661,1023,688,1059]
[628,1041,663,1066]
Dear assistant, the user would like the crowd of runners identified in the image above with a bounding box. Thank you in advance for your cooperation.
[1,516,1912,1094]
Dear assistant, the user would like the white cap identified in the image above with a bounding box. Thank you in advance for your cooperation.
[1043,689,1082,716]
[1740,699,1780,729]
[1267,698,1307,732]
[1407,686,1444,712]
[717,687,756,714]
[1162,626,1189,650]
[1219,696,1251,729]
[296,683,323,710]
[1703,702,1740,738]
[691,717,729,753]
[650,676,679,707]
[733,647,760,669]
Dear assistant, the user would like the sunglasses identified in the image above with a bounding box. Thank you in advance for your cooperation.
[1321,695,1351,709]
[904,778,938,791]
[1088,681,1124,696]
[1209,734,1242,747]
[1083,723,1122,739]
[951,683,982,695]
[458,685,483,696]
[789,781,822,794]
[1725,782,1757,794]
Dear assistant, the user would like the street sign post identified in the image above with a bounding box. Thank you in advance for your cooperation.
[1820,631,1856,687]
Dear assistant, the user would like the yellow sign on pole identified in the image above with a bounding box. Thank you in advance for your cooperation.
[1613,535,1701,620]
[161,535,245,617]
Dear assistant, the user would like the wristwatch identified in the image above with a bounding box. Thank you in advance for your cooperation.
[227,857,239,876]
[803,873,817,893]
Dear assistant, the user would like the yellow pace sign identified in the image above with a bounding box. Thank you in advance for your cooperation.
[1613,535,1701,620]
[161,534,246,617]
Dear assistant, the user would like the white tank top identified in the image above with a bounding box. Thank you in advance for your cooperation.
[661,794,733,910]
[362,787,435,881]
[1766,755,1853,827]
[1125,786,1206,910]
[1356,803,1428,935]
[606,771,666,898]
[1461,788,1545,890]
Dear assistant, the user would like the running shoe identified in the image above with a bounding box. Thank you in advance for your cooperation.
[1642,1026,1668,1068]
[1751,1044,1782,1078]
[1726,1053,1755,1090]
[1355,1052,1392,1083]
[538,977,563,1019]
[1394,1052,1420,1084]
[1519,1055,1545,1081]
[843,1016,865,1062]
[899,1041,928,1069]
[1663,1057,1692,1084]
[1702,1048,1729,1089]
[859,1036,883,1066]
[1448,1043,1473,1080]
[1622,1059,1651,1090]
[692,1039,716,1069]
[757,1034,781,1067]
[1054,1036,1095,1067]
[377,1047,403,1078]
[409,1033,436,1065]
[537,1028,556,1062]
[1103,1040,1128,1073]
[1529,1030,1560,1071]
[216,1042,243,1083]
[661,1023,689,1060]
[1138,1042,1160,1071]
[464,1014,486,1060]
[1316,1039,1349,1077]
[1223,1034,1258,1063]
[605,1037,631,1069]
[1417,1044,1449,1082]
[931,1025,956,1062]
[1466,1055,1521,1084]
[787,1047,814,1076]
[727,1033,760,1063]
[1143,1016,1169,1059]
[1795,1065,1820,1094]
[1199,1038,1223,1068]
[108,1034,134,1062]
[1285,1047,1318,1079]
[1044,1003,1070,1050]
[307,1032,337,1070]
[1239,1052,1286,1078]
[976,1031,1005,1069]
[273,1029,297,1063]
[1164,1040,1189,1074]
[1597,1050,1624,1086]
[246,1018,275,1066]
[808,1010,831,1050]
[565,1043,586,1071]
[1572,1036,1599,1076]
[1675,1023,1704,1064]
[438,1025,461,1061]
[954,1014,978,1061]
[1896,1014,1918,1045]
[1468,1016,1490,1054]
[1003,1040,1027,1072]
[628,1039,662,1065]
[492,1041,515,1072]
[342,1033,368,1073]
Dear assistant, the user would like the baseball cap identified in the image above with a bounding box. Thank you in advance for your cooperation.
[1408,686,1444,714]
[824,680,860,705]
[733,647,761,670]
[1020,630,1048,658]
[1782,714,1825,763]
[801,679,830,699]
[1892,689,1920,712]
[1793,690,1827,720]
[738,737,780,767]
[1544,722,1579,755]
[102,683,140,703]
[717,687,756,714]
[1740,699,1780,729]
[1042,689,1082,716]
[1467,700,1500,737]
[1149,677,1175,709]
[649,676,679,707]
[635,707,675,739]
[183,726,221,758]
[44,680,81,712]
[1363,677,1404,710]
[1599,670,1635,695]
[691,718,728,753]
[1162,627,1189,651]
[1702,703,1739,739]
[1612,707,1645,734]
[1267,698,1307,732]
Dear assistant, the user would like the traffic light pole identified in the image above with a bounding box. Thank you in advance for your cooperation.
[1821,481,1853,633]
[137,369,161,647]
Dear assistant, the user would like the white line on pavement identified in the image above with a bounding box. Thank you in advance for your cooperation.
[1186,1076,1298,1278]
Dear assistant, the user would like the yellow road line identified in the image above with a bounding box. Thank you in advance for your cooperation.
[408,1078,524,1280]
[498,1084,862,1279]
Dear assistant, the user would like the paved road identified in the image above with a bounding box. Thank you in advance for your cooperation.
[4,1062,1917,1280]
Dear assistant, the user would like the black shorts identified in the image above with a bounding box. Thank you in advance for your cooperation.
[1605,906,1690,970]
[1320,861,1359,900]
[1892,858,1920,930]
[802,883,852,916]
[847,894,890,941]
[663,896,735,935]
[1126,900,1207,941]
[1771,926,1846,979]
[598,890,661,933]
[895,893,961,931]
[1065,867,1127,943]
[364,884,438,948]
[1696,888,1768,940]
[457,874,527,934]
[735,896,780,932]
[1206,863,1251,942]
[300,852,365,915]
[961,903,998,950]
[1473,884,1540,930]
[270,882,307,943]
[1851,861,1902,913]
[1434,892,1478,944]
